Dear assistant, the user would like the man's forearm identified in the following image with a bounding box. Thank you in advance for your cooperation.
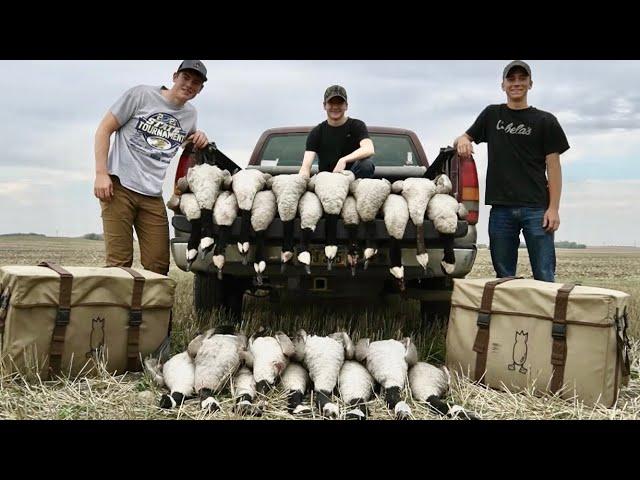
[95,129,111,176]
[341,145,373,164]
[546,154,562,210]
[301,158,313,171]
[299,151,316,173]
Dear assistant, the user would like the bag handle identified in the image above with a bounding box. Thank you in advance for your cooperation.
[472,276,521,383]
[37,261,73,376]
[549,284,575,394]
[116,267,146,371]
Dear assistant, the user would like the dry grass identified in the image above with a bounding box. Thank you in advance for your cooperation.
[0,237,638,420]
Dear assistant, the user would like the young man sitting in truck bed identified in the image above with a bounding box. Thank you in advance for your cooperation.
[298,85,375,179]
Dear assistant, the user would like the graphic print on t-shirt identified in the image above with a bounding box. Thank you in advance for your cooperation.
[496,120,532,136]
[134,112,188,152]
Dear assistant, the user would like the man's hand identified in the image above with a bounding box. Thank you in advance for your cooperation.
[456,135,474,158]
[332,158,347,173]
[187,130,209,150]
[543,208,560,232]
[94,173,113,201]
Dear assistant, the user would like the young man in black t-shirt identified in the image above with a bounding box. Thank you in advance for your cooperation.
[455,60,570,282]
[298,85,375,179]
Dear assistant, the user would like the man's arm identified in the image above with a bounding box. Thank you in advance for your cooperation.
[94,111,121,201]
[454,133,474,158]
[544,153,562,232]
[298,150,317,178]
[455,106,489,158]
[333,138,375,173]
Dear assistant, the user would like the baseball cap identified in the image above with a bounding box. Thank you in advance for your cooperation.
[177,60,208,82]
[503,60,531,79]
[324,84,348,102]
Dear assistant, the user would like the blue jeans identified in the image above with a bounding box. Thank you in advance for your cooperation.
[488,206,556,282]
[349,158,375,178]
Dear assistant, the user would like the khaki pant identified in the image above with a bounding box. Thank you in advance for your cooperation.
[100,176,169,275]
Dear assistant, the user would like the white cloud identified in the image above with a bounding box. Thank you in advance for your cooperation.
[0,182,30,195]
[0,166,93,184]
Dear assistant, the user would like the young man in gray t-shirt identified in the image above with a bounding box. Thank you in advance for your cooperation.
[94,60,210,275]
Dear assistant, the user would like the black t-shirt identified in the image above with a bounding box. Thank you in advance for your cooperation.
[466,104,570,208]
[305,118,370,172]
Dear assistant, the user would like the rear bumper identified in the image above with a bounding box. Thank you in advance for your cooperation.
[171,239,477,279]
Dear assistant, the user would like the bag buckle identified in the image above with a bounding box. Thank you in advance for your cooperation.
[129,310,142,327]
[551,322,566,339]
[477,312,491,328]
[55,307,70,326]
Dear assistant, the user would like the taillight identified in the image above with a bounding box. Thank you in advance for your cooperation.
[174,146,194,187]
[458,155,479,225]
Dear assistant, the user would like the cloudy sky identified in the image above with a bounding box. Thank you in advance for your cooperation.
[1,60,638,246]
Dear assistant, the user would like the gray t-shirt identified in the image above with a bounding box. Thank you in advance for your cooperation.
[108,85,198,197]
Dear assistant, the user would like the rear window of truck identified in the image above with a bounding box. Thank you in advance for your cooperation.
[259,133,420,167]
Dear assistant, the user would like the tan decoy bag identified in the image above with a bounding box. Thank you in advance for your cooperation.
[0,263,175,379]
[446,277,631,407]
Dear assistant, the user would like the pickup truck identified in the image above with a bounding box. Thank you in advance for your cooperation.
[169,126,480,324]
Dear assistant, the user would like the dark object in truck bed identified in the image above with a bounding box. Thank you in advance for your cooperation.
[197,142,243,174]
[424,146,456,180]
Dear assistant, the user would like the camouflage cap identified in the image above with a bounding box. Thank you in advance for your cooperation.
[177,60,207,82]
[324,84,347,102]
[503,60,531,79]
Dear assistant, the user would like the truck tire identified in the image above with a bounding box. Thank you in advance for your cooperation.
[420,300,451,327]
[193,272,246,322]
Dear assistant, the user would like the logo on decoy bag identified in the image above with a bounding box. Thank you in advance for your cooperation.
[87,316,106,361]
[508,330,528,374]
